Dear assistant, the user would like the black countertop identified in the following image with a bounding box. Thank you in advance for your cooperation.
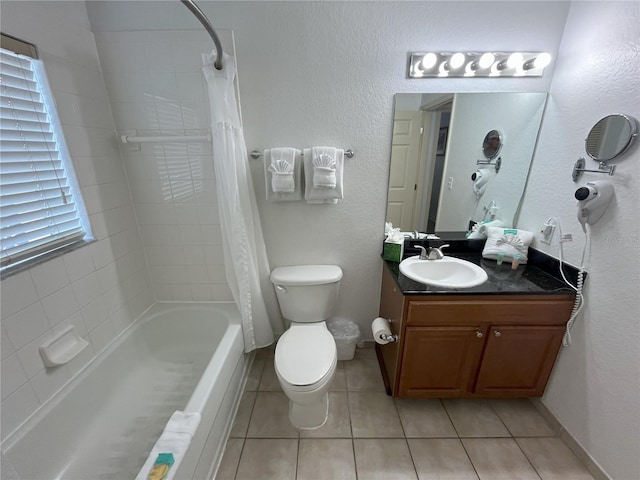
[385,238,580,296]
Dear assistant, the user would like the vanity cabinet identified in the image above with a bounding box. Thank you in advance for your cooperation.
[377,264,574,398]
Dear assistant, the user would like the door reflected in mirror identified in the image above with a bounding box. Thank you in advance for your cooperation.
[386,92,547,233]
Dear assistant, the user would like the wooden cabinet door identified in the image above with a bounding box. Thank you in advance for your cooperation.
[474,325,565,397]
[398,326,486,397]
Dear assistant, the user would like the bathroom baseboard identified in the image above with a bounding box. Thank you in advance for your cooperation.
[529,398,611,480]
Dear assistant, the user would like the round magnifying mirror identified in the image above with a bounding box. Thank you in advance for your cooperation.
[585,114,638,162]
[482,130,503,159]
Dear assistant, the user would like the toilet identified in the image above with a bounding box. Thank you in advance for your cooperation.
[270,265,342,429]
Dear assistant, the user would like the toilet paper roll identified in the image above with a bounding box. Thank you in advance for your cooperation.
[372,317,392,345]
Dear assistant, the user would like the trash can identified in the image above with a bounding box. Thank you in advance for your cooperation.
[327,318,361,361]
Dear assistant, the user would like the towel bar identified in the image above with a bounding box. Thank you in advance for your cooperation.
[251,149,354,159]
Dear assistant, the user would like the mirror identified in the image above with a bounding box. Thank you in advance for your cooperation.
[387,92,547,233]
[585,114,638,162]
[482,130,503,159]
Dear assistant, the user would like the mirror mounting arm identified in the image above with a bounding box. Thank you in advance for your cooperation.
[572,157,616,182]
[476,156,502,173]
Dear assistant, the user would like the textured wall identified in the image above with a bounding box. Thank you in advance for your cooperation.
[517,2,640,479]
[87,0,568,333]
[0,1,153,440]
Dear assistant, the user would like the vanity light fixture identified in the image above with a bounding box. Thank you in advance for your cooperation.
[408,51,552,78]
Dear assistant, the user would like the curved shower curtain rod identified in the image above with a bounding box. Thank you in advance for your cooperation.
[180,0,224,70]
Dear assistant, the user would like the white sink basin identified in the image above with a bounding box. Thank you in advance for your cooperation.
[399,255,488,289]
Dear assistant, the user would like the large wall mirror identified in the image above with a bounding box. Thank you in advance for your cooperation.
[387,92,548,233]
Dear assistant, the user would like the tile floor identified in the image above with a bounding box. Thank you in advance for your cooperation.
[216,344,595,480]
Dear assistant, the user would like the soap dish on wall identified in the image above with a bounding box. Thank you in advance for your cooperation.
[39,325,89,367]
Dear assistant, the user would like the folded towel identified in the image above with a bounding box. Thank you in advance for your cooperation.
[264,148,302,201]
[135,411,201,480]
[165,411,201,436]
[304,148,344,204]
[312,147,337,188]
[482,227,534,263]
[467,219,506,239]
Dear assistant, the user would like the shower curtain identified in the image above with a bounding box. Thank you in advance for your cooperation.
[202,52,277,352]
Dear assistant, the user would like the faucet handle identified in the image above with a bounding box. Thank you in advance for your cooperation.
[437,244,450,253]
[415,245,428,260]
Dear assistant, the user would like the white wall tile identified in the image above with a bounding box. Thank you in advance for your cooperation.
[30,364,72,404]
[1,354,29,400]
[81,297,109,331]
[0,271,39,319]
[1,325,15,359]
[15,331,52,379]
[63,246,96,282]
[72,272,102,307]
[41,286,80,327]
[88,318,116,354]
[3,303,50,350]
[1,383,41,441]
[103,72,154,103]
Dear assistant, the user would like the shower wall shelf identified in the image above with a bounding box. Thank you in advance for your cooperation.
[250,149,355,159]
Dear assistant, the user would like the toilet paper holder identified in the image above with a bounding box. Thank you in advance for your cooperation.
[379,333,398,343]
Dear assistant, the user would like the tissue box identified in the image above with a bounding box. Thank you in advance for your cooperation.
[383,240,404,262]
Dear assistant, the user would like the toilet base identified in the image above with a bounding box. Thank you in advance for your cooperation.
[288,392,329,430]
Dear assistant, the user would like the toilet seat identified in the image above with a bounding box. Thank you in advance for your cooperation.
[275,323,337,388]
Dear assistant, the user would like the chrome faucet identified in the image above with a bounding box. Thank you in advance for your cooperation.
[415,245,429,260]
[427,244,450,260]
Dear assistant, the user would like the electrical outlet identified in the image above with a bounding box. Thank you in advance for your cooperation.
[540,221,556,245]
[447,177,454,190]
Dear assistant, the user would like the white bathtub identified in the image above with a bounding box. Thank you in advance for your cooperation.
[1,302,247,480]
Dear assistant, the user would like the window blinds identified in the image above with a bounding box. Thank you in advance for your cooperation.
[1,47,87,270]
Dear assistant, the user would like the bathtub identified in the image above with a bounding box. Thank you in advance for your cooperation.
[1,302,247,480]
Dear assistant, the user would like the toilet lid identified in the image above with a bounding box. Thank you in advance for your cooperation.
[275,324,336,386]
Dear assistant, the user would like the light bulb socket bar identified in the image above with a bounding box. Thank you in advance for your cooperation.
[408,51,551,78]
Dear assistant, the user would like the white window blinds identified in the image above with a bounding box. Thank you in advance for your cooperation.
[1,43,89,271]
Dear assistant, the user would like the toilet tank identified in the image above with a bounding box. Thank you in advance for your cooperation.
[270,265,343,322]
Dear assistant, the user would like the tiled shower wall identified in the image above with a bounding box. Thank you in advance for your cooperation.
[94,31,232,302]
[1,1,153,439]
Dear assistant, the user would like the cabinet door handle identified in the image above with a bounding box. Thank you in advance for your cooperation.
[494,330,502,337]
[476,331,483,338]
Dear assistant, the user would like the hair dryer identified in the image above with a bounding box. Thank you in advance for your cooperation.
[575,180,614,225]
[471,169,490,197]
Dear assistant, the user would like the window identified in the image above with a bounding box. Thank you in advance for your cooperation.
[1,34,91,275]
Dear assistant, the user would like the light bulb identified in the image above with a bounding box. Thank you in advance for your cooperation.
[421,53,437,70]
[478,53,495,69]
[533,52,551,69]
[507,52,524,69]
[449,52,465,69]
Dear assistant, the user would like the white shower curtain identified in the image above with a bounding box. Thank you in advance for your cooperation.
[202,52,277,352]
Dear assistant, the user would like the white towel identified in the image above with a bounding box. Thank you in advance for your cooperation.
[467,219,506,239]
[264,148,302,201]
[135,411,201,480]
[312,147,337,188]
[482,227,534,263]
[304,148,344,204]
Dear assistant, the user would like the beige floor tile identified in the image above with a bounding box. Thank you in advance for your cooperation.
[345,348,386,392]
[349,392,404,438]
[230,390,257,438]
[258,360,283,391]
[395,398,458,438]
[491,399,557,437]
[331,362,348,391]
[462,438,540,480]
[297,439,356,480]
[516,437,595,480]
[408,438,479,480]
[246,391,299,438]
[443,399,511,437]
[215,438,244,480]
[235,438,297,480]
[354,438,418,480]
[300,392,352,438]
[245,357,265,392]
